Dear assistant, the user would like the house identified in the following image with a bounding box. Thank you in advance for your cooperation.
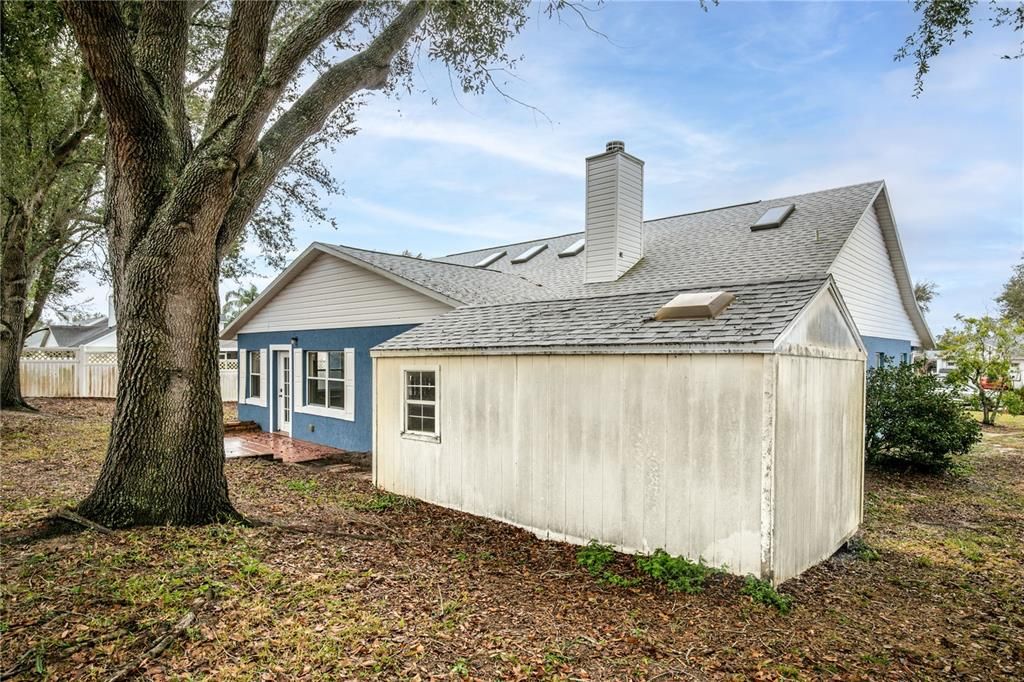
[26,295,239,359]
[221,141,933,582]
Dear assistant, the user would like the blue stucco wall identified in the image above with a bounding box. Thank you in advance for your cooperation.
[862,335,913,369]
[236,325,416,452]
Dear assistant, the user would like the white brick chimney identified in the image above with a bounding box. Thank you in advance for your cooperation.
[584,140,644,283]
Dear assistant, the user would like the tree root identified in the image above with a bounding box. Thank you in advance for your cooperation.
[106,611,196,682]
[0,629,129,680]
[55,508,115,535]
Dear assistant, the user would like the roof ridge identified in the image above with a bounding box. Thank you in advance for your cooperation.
[440,230,584,258]
[328,242,549,291]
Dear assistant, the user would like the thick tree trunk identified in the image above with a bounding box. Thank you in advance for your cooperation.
[76,213,241,527]
[1,211,33,411]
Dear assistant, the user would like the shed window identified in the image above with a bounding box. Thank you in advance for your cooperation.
[247,350,262,398]
[404,370,437,435]
[306,351,345,410]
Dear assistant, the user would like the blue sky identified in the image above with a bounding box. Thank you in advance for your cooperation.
[87,1,1023,337]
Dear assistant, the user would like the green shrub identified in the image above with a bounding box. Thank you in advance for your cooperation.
[1003,388,1024,416]
[866,361,981,472]
[635,549,710,594]
[576,541,640,587]
[741,576,793,614]
[577,540,615,576]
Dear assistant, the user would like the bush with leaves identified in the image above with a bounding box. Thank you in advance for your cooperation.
[635,549,711,594]
[1003,388,1024,417]
[865,361,981,472]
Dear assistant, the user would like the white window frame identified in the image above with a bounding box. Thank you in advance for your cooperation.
[239,348,267,407]
[294,347,355,421]
[401,365,440,443]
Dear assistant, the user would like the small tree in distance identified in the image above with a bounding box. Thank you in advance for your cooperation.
[939,315,1023,426]
[866,360,981,472]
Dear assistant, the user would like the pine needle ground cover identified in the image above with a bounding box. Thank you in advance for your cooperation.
[2,400,1022,679]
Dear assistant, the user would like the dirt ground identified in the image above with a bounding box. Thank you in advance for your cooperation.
[1,399,1022,680]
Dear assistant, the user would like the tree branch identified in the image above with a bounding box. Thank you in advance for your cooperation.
[203,0,281,137]
[223,0,362,154]
[218,1,429,254]
[57,1,166,144]
[133,0,192,158]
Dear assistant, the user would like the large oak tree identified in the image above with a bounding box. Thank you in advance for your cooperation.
[58,0,565,527]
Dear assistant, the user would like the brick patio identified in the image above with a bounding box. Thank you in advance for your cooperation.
[224,430,350,464]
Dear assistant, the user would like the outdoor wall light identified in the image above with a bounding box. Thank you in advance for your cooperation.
[290,336,298,346]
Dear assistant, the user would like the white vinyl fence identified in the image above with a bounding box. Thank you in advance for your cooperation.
[20,347,238,401]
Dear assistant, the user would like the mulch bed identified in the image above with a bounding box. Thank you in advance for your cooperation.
[1,399,1022,680]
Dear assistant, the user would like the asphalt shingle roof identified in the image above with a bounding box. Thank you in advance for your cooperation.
[323,244,550,305]
[47,319,112,346]
[375,279,826,352]
[433,181,882,301]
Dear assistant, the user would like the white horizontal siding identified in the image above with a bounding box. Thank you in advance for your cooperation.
[238,254,453,333]
[829,204,920,344]
[585,152,643,283]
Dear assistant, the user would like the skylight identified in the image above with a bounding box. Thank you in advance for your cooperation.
[751,204,795,231]
[510,244,548,264]
[474,251,506,268]
[558,238,585,258]
[654,291,735,321]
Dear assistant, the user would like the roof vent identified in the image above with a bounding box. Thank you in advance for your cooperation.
[511,243,547,264]
[751,204,795,231]
[606,140,625,153]
[558,238,585,258]
[475,251,506,268]
[654,291,735,321]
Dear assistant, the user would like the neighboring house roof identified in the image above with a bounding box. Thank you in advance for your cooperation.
[24,328,49,347]
[374,278,828,353]
[47,318,113,347]
[222,179,933,349]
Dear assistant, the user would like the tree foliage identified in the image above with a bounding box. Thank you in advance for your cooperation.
[866,360,981,471]
[913,280,938,313]
[222,284,260,323]
[938,314,1023,425]
[996,256,1024,322]
[0,1,106,409]
[897,0,1024,95]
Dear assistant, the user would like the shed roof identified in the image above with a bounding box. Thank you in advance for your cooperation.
[374,278,827,353]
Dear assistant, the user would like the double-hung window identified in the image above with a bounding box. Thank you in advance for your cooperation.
[247,350,262,399]
[404,369,438,437]
[306,351,345,410]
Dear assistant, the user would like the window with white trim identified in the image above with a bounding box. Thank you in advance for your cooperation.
[404,370,437,435]
[306,351,345,410]
[247,350,262,398]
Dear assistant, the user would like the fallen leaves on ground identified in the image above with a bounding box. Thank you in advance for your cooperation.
[1,399,1022,680]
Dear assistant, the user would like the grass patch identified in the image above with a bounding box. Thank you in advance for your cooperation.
[285,478,317,494]
[351,491,415,512]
